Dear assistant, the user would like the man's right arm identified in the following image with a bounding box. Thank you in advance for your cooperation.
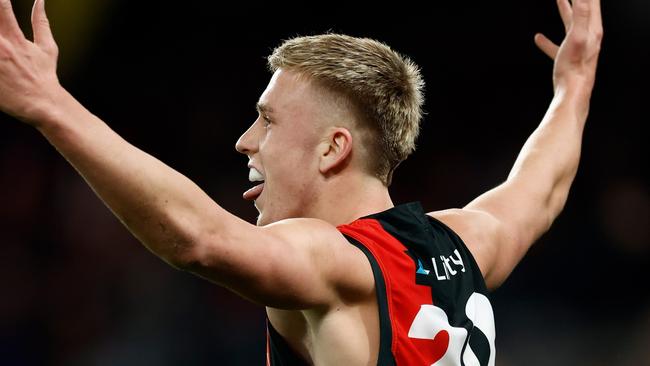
[0,0,374,309]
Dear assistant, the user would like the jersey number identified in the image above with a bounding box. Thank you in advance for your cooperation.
[408,292,496,366]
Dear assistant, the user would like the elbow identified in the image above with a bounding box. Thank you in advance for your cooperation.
[157,225,212,271]
[522,200,562,250]
[546,189,571,229]
[157,241,203,272]
[169,248,200,271]
[166,231,231,280]
[156,217,219,272]
[542,173,576,233]
[167,234,219,273]
[549,166,579,219]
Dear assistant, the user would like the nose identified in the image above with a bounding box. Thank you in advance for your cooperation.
[235,120,259,155]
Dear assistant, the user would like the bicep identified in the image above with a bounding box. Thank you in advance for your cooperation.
[466,180,554,246]
[184,217,373,309]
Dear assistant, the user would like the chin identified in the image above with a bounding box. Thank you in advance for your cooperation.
[255,206,296,227]
[255,214,266,227]
[253,200,267,226]
[255,210,274,227]
[256,211,284,227]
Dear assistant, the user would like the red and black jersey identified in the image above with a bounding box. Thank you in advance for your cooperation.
[267,202,496,366]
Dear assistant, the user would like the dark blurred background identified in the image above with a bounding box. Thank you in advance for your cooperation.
[1,0,648,365]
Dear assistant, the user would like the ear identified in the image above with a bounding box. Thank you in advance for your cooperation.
[319,127,353,175]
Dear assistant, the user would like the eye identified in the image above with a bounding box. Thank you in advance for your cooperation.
[262,115,272,128]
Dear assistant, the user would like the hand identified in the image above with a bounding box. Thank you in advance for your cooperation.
[534,0,603,94]
[0,0,61,126]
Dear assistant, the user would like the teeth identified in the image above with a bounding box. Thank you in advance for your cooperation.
[249,168,265,182]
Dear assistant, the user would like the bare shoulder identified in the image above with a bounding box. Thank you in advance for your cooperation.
[427,208,504,288]
[262,218,376,304]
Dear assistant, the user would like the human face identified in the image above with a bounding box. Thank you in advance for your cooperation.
[235,69,328,226]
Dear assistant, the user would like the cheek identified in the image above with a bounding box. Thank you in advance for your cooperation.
[268,152,314,192]
[262,138,319,199]
[263,129,319,172]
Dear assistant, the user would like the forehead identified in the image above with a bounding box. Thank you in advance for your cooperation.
[258,69,325,121]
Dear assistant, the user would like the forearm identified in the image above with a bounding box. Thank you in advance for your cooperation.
[37,89,239,267]
[507,83,591,223]
[459,0,602,289]
[461,83,594,287]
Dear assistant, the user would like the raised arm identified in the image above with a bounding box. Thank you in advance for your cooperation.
[0,0,370,309]
[430,0,603,289]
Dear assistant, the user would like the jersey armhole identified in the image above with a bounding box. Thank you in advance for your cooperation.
[342,234,397,366]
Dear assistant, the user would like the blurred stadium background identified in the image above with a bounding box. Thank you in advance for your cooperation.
[1,0,648,365]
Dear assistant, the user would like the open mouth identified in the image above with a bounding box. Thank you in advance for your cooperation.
[243,168,265,201]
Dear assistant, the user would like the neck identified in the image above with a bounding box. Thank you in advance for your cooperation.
[308,173,394,227]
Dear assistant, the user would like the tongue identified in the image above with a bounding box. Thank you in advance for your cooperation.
[243,183,264,201]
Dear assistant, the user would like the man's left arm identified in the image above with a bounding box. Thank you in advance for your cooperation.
[431,0,603,290]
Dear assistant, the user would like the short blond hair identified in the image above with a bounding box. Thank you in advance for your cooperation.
[268,34,424,186]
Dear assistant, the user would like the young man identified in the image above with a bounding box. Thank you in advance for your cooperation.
[0,0,602,365]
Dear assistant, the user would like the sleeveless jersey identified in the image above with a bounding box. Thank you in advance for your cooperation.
[267,202,496,366]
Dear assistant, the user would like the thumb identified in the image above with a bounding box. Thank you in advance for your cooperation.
[31,0,57,52]
[534,33,559,60]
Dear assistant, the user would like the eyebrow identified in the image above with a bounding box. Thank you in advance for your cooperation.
[256,102,274,115]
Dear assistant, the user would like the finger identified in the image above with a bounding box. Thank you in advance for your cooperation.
[31,0,56,51]
[534,33,559,60]
[556,0,573,33]
[591,0,603,35]
[0,0,26,40]
[571,0,591,32]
